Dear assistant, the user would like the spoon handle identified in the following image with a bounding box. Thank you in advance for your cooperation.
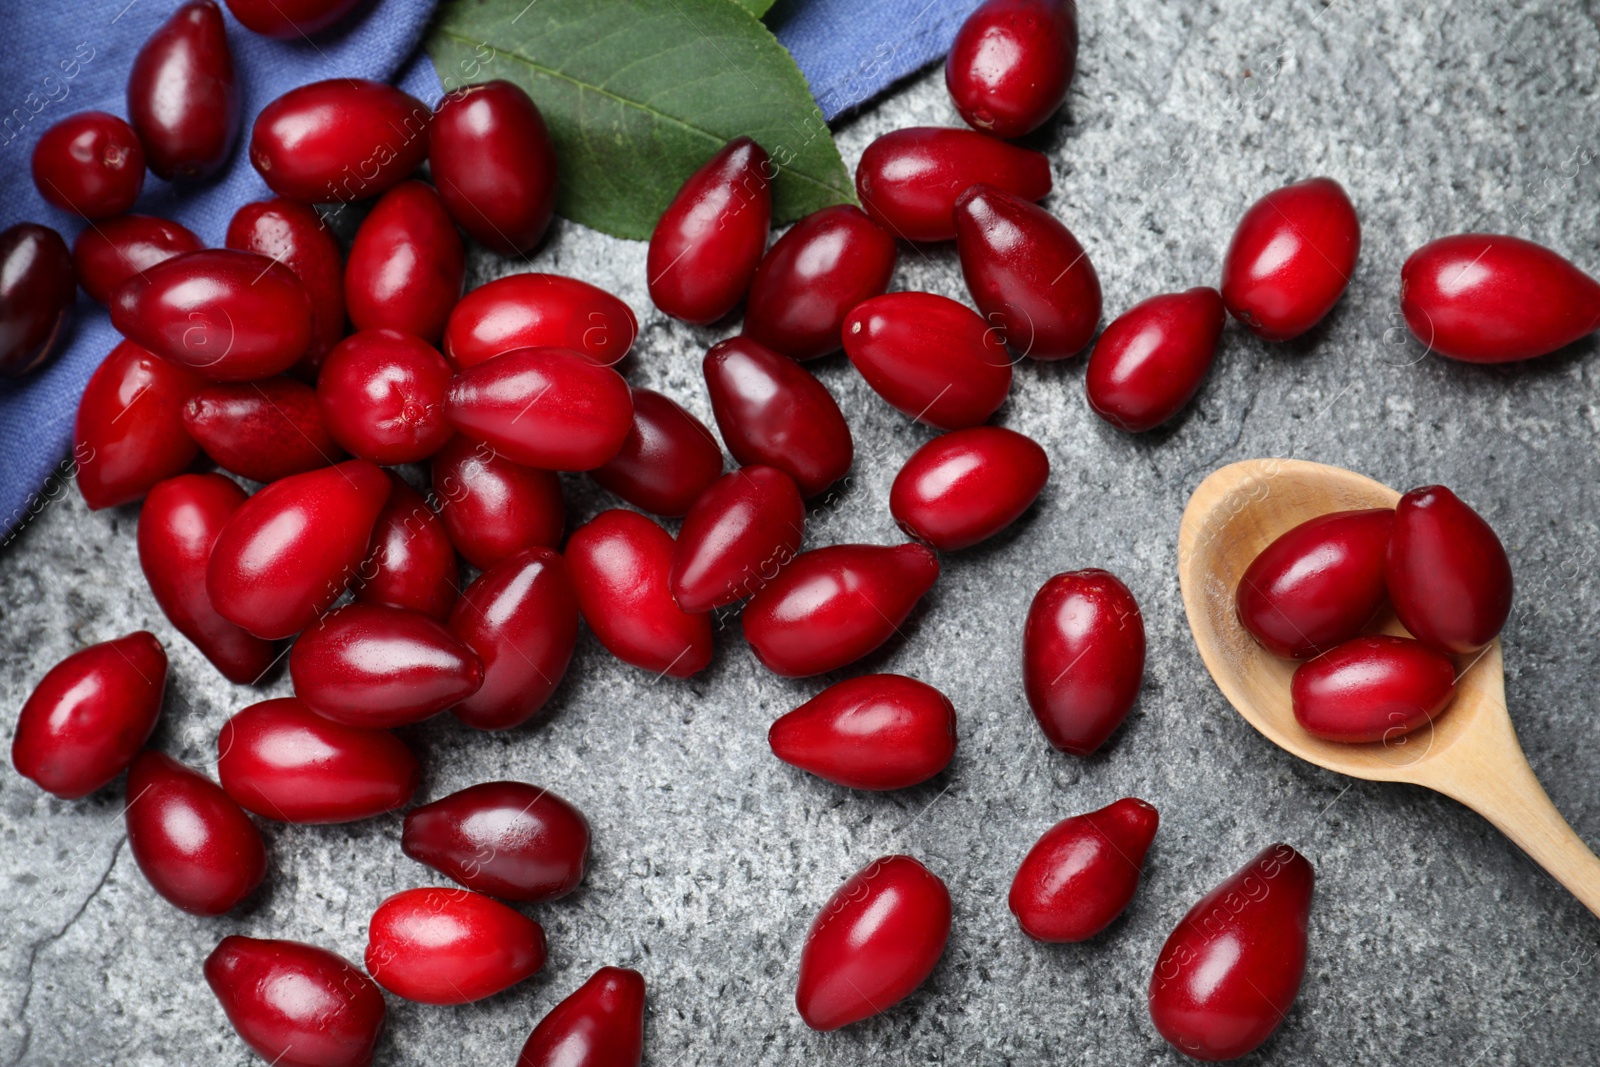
[1431,730,1600,918]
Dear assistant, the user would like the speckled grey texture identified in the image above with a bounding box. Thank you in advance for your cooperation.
[5,1,1600,1064]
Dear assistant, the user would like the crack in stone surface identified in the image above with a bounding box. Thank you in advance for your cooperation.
[8,837,125,1067]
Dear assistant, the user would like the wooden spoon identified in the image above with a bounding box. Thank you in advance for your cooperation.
[1178,457,1600,917]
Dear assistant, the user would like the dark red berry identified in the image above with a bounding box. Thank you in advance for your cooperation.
[72,214,202,305]
[344,181,464,344]
[1221,177,1359,341]
[1085,288,1226,432]
[182,377,344,483]
[403,781,589,901]
[946,0,1078,138]
[126,751,266,915]
[127,0,240,180]
[743,205,897,361]
[249,79,430,203]
[1022,569,1144,755]
[0,223,76,378]
[11,632,167,799]
[703,336,853,498]
[589,388,725,517]
[32,111,145,218]
[648,137,771,324]
[430,81,558,255]
[855,126,1050,242]
[954,183,1100,361]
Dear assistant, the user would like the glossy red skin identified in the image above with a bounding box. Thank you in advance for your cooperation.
[448,547,579,730]
[946,0,1078,138]
[890,426,1048,550]
[205,936,385,1067]
[1023,569,1144,755]
[127,1,239,180]
[126,751,266,915]
[250,79,430,203]
[72,215,202,304]
[843,292,1013,430]
[1400,233,1600,363]
[1149,843,1314,1061]
[430,81,557,255]
[743,205,897,361]
[742,543,940,678]
[74,340,201,510]
[647,137,772,324]
[217,697,418,823]
[1291,635,1455,744]
[290,603,483,728]
[1386,485,1513,654]
[11,633,167,799]
[568,509,714,678]
[365,886,546,1005]
[355,475,460,621]
[183,377,344,483]
[954,184,1099,360]
[111,248,314,381]
[345,181,463,344]
[443,273,638,370]
[670,466,806,613]
[31,111,145,218]
[225,0,367,37]
[1086,287,1226,432]
[403,781,590,901]
[0,223,75,378]
[227,198,347,374]
[703,336,853,497]
[796,854,951,1031]
[1009,797,1157,943]
[1236,508,1394,660]
[317,329,453,463]
[855,127,1051,243]
[589,388,724,517]
[431,436,564,570]
[517,967,645,1067]
[1221,177,1359,341]
[769,674,957,790]
[207,460,392,640]
[138,475,278,684]
[445,346,634,471]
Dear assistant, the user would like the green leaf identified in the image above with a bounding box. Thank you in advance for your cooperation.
[731,0,775,16]
[429,0,852,241]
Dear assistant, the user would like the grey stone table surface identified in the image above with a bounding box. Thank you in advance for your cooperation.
[5,1,1600,1063]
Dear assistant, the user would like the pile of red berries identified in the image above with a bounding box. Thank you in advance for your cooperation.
[0,0,1564,1062]
[1239,486,1512,744]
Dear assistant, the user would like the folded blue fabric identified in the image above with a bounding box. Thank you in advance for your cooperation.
[770,0,981,120]
[0,0,980,539]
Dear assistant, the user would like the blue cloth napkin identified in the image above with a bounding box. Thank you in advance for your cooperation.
[0,0,980,539]
[770,0,981,120]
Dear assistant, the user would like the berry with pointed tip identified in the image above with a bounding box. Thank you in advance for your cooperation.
[517,967,646,1067]
[11,632,167,799]
[796,854,951,1030]
[1148,843,1315,1061]
[126,751,266,915]
[742,543,940,678]
[954,183,1100,361]
[769,674,957,790]
[1009,797,1158,942]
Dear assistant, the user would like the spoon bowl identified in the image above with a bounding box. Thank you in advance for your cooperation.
[1179,457,1600,916]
